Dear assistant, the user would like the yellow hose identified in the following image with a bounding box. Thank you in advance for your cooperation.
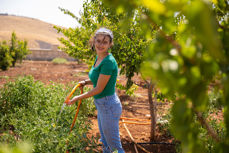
[64,84,81,103]
[65,84,83,153]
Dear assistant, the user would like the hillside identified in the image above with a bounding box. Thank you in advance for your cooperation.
[0,15,65,49]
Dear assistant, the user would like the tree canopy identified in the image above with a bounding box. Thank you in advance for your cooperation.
[56,0,229,152]
[54,0,150,88]
[102,0,229,152]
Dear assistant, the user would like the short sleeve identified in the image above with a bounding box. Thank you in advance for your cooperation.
[100,60,114,75]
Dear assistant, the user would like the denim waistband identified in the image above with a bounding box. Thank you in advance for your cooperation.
[96,93,117,101]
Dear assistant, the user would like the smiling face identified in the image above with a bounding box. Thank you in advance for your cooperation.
[94,34,112,54]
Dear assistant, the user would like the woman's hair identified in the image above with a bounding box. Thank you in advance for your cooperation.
[89,27,113,50]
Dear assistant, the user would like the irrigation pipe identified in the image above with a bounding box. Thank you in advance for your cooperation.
[121,121,150,125]
[120,117,150,121]
[121,119,151,153]
[137,142,175,145]
[120,117,151,125]
[122,119,139,153]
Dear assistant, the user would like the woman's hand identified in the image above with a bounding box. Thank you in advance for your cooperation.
[78,80,86,90]
[66,95,81,105]
[78,80,86,86]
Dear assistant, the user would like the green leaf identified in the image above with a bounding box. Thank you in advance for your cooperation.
[141,0,166,14]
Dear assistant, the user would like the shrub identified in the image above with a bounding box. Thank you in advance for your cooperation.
[0,41,13,71]
[116,83,138,97]
[9,32,30,67]
[0,32,30,70]
[0,142,32,153]
[0,76,97,152]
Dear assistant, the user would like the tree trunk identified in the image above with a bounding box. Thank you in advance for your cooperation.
[147,80,157,141]
[12,59,16,67]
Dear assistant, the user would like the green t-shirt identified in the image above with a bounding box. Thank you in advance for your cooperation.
[88,53,118,99]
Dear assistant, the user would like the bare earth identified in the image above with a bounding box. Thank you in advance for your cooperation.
[0,61,176,153]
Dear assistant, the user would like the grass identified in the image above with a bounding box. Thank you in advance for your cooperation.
[0,76,9,79]
[52,58,68,64]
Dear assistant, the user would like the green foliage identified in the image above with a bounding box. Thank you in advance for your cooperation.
[9,32,17,67]
[54,0,149,88]
[15,40,29,65]
[55,0,229,151]
[52,57,68,64]
[208,86,223,110]
[0,32,30,70]
[157,93,226,153]
[0,76,97,152]
[0,41,13,70]
[101,0,229,152]
[0,142,32,153]
[116,83,138,96]
[9,32,30,67]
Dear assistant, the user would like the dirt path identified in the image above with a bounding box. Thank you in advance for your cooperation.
[0,61,176,153]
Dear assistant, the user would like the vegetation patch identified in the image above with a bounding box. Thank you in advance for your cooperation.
[52,58,68,64]
[0,76,97,152]
[0,32,29,70]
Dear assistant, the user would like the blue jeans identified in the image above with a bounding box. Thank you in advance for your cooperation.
[94,93,125,153]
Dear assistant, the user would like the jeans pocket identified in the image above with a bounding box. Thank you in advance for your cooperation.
[95,98,106,106]
[110,103,122,118]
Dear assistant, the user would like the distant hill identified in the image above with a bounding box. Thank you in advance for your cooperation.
[0,14,65,49]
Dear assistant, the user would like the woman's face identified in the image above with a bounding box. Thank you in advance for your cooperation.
[94,34,112,54]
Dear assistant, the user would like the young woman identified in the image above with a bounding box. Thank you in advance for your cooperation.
[66,27,125,153]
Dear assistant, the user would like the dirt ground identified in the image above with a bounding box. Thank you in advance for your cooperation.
[0,61,176,153]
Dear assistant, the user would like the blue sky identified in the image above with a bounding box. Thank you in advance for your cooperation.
[0,0,84,28]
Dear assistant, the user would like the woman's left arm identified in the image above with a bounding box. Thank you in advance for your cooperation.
[66,74,111,105]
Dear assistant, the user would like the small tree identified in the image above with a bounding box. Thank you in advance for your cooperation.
[0,32,29,70]
[0,41,13,71]
[9,32,29,67]
[55,0,149,87]
[16,40,29,64]
[9,31,17,67]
